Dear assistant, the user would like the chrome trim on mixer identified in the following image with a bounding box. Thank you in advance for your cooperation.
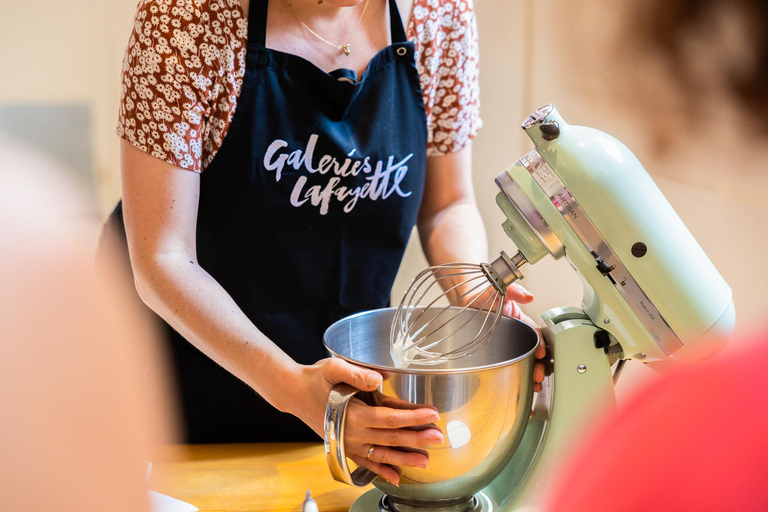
[495,171,565,258]
[521,104,554,130]
[519,150,685,356]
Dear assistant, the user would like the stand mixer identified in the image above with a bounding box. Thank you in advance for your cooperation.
[323,104,735,511]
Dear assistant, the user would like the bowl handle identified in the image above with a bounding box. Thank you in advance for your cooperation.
[324,383,378,486]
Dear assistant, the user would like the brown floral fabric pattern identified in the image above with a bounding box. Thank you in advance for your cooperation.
[117,0,481,173]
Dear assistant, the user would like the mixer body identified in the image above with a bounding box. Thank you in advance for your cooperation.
[496,104,734,362]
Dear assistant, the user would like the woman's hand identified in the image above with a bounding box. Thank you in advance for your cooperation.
[502,283,547,392]
[291,358,444,486]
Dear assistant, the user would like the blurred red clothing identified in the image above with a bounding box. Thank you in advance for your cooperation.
[546,333,768,511]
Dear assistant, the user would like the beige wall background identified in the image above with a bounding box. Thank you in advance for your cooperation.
[3,0,766,396]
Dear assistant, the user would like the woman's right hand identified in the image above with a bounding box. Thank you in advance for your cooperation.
[291,358,444,486]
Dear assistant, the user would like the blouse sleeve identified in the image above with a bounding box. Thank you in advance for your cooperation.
[412,0,483,157]
[116,0,220,173]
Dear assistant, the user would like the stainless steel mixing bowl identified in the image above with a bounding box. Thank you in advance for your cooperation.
[323,307,538,510]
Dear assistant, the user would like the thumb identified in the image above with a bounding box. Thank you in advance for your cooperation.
[326,358,382,391]
[506,283,534,304]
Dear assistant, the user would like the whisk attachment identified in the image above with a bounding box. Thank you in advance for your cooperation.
[390,251,527,366]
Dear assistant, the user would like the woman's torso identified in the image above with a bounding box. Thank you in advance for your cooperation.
[112,0,480,443]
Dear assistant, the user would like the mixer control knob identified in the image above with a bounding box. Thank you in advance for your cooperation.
[594,330,612,351]
[540,121,560,141]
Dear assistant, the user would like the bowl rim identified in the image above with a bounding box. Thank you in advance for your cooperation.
[323,307,540,375]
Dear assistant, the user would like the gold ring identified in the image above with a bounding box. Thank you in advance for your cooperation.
[366,445,376,460]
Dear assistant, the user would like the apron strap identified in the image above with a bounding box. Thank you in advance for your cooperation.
[248,0,409,49]
[388,0,408,44]
[248,0,269,49]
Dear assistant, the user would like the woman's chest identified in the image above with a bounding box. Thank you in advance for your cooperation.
[238,0,415,77]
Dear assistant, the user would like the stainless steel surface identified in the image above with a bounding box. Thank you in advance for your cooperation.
[324,307,538,506]
[495,171,564,258]
[390,255,527,365]
[324,384,378,486]
[519,150,685,356]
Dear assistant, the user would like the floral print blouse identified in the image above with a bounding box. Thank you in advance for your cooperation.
[116,0,481,173]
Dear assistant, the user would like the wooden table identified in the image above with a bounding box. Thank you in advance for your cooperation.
[150,444,371,512]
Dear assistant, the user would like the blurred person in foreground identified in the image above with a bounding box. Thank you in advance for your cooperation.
[0,138,176,512]
[546,1,768,510]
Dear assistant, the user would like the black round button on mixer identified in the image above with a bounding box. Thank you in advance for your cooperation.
[540,121,560,141]
[632,242,648,257]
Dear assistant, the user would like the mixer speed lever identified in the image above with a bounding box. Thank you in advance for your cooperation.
[592,252,615,277]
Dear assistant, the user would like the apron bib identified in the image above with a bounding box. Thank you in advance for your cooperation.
[102,0,427,442]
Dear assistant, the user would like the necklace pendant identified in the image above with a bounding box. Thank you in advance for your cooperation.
[341,43,351,56]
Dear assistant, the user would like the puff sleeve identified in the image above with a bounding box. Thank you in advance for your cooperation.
[116,0,224,173]
[411,0,482,156]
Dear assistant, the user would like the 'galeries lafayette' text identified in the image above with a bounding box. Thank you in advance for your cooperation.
[263,134,413,215]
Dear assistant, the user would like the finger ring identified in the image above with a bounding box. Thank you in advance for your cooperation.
[366,445,376,460]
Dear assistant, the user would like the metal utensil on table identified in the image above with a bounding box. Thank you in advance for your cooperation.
[389,251,527,365]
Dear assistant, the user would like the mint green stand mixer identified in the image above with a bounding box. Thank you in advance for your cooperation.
[325,104,735,511]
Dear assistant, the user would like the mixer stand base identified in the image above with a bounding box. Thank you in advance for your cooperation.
[350,490,496,512]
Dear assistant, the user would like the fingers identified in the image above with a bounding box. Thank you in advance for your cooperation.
[325,358,382,391]
[502,298,539,330]
[360,444,429,469]
[363,425,444,448]
[520,312,539,329]
[506,283,534,304]
[535,337,547,359]
[502,285,537,329]
[533,360,545,392]
[346,403,444,449]
[348,455,401,486]
[354,401,440,429]
[502,298,520,318]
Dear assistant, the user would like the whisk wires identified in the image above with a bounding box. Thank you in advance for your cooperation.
[390,263,505,364]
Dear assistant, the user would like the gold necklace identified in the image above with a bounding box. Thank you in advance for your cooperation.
[280,0,371,56]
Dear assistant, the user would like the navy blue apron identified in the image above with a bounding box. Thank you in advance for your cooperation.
[100,0,427,442]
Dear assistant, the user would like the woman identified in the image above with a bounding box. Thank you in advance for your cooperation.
[108,0,540,485]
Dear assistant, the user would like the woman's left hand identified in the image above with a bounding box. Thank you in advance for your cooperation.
[502,283,547,393]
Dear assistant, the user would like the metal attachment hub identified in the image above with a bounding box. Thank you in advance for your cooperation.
[482,251,526,293]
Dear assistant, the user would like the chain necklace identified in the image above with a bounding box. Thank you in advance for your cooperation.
[280,0,371,56]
